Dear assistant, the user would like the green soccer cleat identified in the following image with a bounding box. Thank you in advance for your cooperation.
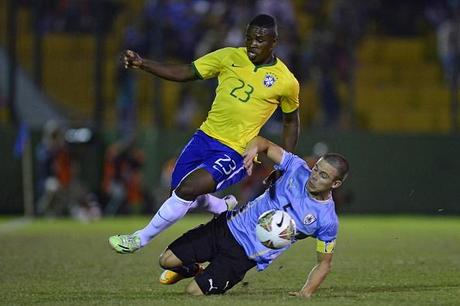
[108,233,141,254]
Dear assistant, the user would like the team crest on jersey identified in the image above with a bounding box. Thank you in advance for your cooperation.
[263,73,276,87]
[303,213,317,225]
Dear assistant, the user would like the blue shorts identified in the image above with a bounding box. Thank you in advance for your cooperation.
[171,130,247,192]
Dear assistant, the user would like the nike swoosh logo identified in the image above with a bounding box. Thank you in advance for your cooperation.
[276,214,284,227]
[231,63,241,67]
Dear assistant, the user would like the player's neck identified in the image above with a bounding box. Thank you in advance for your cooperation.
[308,190,332,202]
[255,54,275,66]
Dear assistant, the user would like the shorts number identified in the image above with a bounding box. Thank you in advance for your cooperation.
[213,154,237,175]
[230,79,254,103]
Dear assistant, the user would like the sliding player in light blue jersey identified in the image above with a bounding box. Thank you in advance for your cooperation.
[158,136,349,298]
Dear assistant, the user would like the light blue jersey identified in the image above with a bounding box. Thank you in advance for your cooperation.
[227,151,339,271]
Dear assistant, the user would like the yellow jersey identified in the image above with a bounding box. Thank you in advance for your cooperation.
[192,47,299,154]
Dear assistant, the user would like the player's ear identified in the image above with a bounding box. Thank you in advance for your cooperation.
[272,34,278,47]
[331,179,342,190]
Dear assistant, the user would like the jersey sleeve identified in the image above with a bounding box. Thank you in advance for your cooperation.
[279,75,299,113]
[192,47,231,80]
[276,151,307,172]
[315,222,338,254]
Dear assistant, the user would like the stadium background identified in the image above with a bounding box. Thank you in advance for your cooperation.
[1,0,459,216]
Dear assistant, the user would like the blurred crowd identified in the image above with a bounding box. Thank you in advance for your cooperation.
[23,0,458,218]
[19,0,458,133]
[35,120,152,219]
[35,120,102,221]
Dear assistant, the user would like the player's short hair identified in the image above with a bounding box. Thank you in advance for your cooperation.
[248,14,277,37]
[249,14,276,28]
[323,153,349,181]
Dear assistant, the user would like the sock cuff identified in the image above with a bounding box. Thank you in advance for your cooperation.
[171,190,194,206]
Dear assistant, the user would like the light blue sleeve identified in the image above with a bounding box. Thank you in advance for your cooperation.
[316,222,338,242]
[275,151,307,172]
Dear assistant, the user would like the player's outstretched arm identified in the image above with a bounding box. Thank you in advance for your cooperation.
[288,252,333,298]
[122,50,198,82]
[282,109,300,152]
[243,136,284,175]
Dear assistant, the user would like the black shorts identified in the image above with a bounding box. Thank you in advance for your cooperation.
[168,213,256,295]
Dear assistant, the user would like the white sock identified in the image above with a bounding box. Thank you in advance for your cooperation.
[136,191,192,246]
[188,194,228,215]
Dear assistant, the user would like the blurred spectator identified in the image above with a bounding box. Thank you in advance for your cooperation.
[302,0,368,129]
[20,0,122,33]
[143,0,208,61]
[431,2,460,84]
[35,120,102,220]
[304,141,329,168]
[67,163,102,222]
[102,137,145,215]
[35,120,72,216]
[175,85,200,130]
[153,155,177,205]
[308,25,342,129]
[116,19,151,139]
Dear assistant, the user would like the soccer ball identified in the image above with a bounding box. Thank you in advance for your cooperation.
[255,210,296,249]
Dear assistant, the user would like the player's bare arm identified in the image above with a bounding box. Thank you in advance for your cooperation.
[243,136,284,175]
[282,109,300,152]
[289,251,333,298]
[122,50,197,82]
[260,109,299,187]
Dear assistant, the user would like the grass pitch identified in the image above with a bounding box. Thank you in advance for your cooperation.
[0,215,459,306]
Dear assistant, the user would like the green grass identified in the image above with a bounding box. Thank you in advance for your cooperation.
[0,215,459,305]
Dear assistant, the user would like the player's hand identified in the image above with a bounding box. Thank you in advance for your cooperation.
[122,50,143,69]
[242,146,258,176]
[288,291,312,299]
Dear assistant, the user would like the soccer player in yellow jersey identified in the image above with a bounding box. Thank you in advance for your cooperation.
[109,14,300,254]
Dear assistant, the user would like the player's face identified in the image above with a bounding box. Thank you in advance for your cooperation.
[307,158,342,196]
[245,26,277,65]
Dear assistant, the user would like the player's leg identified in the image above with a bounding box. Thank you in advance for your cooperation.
[159,249,203,285]
[159,214,256,295]
[158,215,222,285]
[185,280,204,296]
[108,188,197,253]
[188,258,254,296]
[134,168,216,247]
[188,194,239,214]
[109,132,208,253]
[133,133,247,248]
[108,131,245,253]
[188,240,256,295]
[187,138,247,214]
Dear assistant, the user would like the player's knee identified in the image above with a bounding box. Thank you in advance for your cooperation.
[158,249,182,269]
[175,169,215,201]
[185,280,204,296]
[175,182,200,201]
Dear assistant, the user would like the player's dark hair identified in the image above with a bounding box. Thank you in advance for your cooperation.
[249,14,277,28]
[323,153,349,181]
[248,14,278,38]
